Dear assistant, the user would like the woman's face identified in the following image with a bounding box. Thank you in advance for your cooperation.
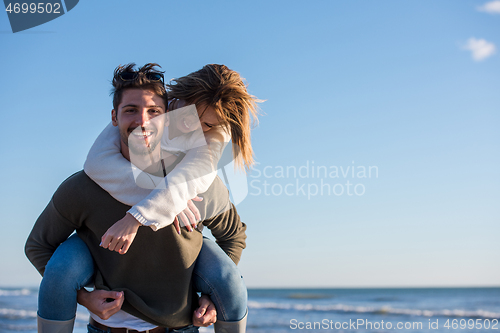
[174,103,219,134]
[197,104,220,132]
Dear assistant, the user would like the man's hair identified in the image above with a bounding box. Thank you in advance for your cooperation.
[167,64,261,171]
[111,63,168,111]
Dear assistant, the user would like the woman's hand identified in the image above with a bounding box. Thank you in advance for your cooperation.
[173,196,203,234]
[100,213,141,254]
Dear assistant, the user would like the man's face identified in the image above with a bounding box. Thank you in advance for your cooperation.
[112,89,166,161]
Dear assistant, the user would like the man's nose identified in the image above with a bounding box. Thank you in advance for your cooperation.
[134,110,151,126]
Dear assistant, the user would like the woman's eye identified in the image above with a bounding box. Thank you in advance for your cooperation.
[204,123,213,128]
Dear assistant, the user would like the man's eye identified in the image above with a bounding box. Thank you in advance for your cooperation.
[124,109,136,113]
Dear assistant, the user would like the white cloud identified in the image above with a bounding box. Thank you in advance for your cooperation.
[463,38,496,61]
[477,0,500,14]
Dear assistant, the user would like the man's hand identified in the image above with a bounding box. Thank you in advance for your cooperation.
[173,197,203,234]
[77,289,124,320]
[100,213,141,254]
[192,294,217,327]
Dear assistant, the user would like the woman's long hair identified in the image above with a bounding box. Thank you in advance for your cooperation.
[167,64,262,172]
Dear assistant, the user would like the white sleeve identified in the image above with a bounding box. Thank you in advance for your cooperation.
[83,123,152,206]
[84,123,230,231]
[128,128,230,231]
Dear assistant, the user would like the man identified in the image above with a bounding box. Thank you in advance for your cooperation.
[25,64,247,333]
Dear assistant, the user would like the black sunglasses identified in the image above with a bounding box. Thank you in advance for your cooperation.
[119,71,164,84]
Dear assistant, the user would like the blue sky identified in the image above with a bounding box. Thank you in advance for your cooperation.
[1,0,499,288]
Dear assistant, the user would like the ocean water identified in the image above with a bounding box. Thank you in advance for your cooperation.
[1,287,499,332]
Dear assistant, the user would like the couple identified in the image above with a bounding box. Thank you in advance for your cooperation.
[25,63,260,333]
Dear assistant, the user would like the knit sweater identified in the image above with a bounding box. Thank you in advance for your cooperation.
[25,171,246,328]
[84,121,229,231]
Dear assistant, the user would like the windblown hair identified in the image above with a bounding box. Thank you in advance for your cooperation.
[111,63,168,110]
[167,64,261,171]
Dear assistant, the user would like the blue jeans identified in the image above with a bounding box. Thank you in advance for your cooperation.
[38,234,247,323]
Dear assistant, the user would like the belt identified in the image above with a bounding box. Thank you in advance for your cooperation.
[89,318,166,333]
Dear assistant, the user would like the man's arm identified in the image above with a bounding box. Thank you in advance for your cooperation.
[25,172,86,275]
[25,200,79,275]
[201,179,247,264]
[26,173,126,319]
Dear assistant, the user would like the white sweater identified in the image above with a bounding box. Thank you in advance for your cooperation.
[84,119,230,231]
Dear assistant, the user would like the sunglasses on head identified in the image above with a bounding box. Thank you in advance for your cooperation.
[119,71,164,84]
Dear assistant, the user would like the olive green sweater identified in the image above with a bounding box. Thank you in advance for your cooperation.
[25,171,246,328]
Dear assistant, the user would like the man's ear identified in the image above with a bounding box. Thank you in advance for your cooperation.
[112,109,118,126]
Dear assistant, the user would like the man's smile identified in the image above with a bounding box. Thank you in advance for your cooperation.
[126,125,162,154]
[129,127,156,140]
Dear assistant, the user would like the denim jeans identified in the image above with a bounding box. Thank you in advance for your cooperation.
[192,236,247,321]
[38,234,95,321]
[38,234,247,323]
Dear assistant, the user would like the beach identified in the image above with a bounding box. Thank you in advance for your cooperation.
[1,287,499,332]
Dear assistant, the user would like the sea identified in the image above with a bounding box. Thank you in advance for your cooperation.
[1,287,499,333]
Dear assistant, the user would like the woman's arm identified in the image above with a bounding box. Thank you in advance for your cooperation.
[83,123,152,206]
[84,123,230,231]
[128,127,230,231]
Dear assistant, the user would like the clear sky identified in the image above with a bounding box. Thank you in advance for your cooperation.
[1,0,499,288]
